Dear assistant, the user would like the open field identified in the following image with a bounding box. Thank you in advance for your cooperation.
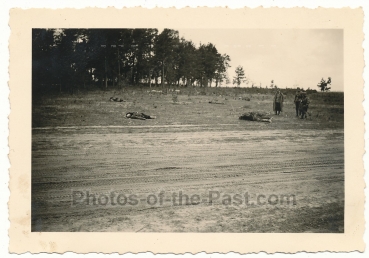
[32,87,344,232]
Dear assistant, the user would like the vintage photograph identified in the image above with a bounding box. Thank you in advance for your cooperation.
[31,28,344,233]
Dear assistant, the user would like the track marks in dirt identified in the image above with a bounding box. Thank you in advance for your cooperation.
[32,128,344,232]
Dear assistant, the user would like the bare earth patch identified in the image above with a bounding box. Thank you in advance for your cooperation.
[32,126,343,232]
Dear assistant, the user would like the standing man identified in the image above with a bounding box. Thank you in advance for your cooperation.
[299,91,310,119]
[273,90,284,115]
[294,89,302,117]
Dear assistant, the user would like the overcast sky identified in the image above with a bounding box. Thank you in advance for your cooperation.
[175,29,343,91]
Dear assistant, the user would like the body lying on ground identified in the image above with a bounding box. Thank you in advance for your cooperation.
[126,112,156,120]
[168,89,181,93]
[239,112,272,123]
[147,90,163,94]
[209,101,225,104]
[110,97,124,102]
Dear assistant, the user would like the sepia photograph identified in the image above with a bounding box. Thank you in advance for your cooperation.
[31,28,344,233]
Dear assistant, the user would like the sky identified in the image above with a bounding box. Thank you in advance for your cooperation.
[175,29,343,91]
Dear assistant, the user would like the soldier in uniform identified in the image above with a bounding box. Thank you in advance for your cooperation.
[299,92,310,119]
[294,89,302,117]
[273,90,284,115]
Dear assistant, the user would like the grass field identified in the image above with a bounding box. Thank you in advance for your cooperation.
[32,87,344,232]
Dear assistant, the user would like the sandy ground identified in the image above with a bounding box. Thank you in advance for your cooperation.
[32,124,344,232]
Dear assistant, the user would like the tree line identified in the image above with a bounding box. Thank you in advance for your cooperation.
[32,28,231,93]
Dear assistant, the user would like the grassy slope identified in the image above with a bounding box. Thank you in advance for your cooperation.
[32,87,343,130]
[31,87,344,232]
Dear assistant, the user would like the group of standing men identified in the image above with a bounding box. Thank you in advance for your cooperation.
[272,89,310,119]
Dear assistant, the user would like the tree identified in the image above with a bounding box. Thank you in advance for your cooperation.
[53,29,81,92]
[214,54,231,87]
[317,77,332,92]
[32,29,57,90]
[196,43,221,87]
[32,28,232,93]
[154,29,180,87]
[129,29,158,85]
[177,39,197,87]
[270,80,274,89]
[233,66,247,87]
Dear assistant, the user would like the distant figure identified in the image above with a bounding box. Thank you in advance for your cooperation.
[126,112,156,120]
[294,89,302,117]
[299,92,310,119]
[273,90,284,115]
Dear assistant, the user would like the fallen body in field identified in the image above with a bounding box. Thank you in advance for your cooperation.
[239,112,272,123]
[126,112,156,120]
[209,101,225,104]
[110,97,125,102]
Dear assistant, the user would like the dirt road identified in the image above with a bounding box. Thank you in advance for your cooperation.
[32,124,344,232]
